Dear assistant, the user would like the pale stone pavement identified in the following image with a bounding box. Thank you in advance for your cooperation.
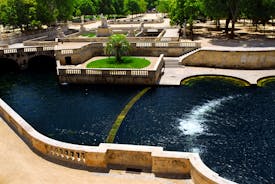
[0,118,192,184]
[159,66,275,85]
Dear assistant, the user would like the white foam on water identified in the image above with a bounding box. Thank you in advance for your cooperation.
[178,96,234,136]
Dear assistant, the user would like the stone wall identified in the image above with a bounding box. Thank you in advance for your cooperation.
[180,48,275,69]
[55,44,103,65]
[0,98,235,184]
[55,42,200,65]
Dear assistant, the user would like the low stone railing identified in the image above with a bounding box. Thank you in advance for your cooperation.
[108,18,164,24]
[57,54,165,85]
[0,46,55,55]
[0,98,236,184]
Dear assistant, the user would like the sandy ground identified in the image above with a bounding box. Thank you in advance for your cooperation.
[190,20,275,48]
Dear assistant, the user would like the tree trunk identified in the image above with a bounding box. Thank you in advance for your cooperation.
[116,48,122,63]
[216,19,221,30]
[225,18,230,35]
[230,18,235,39]
[190,23,194,41]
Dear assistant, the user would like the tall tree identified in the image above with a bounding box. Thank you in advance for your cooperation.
[55,0,74,21]
[157,0,170,14]
[36,0,58,26]
[73,0,96,16]
[169,0,201,40]
[98,0,115,15]
[124,0,141,18]
[113,0,125,15]
[201,0,242,38]
[201,0,227,29]
[147,0,157,10]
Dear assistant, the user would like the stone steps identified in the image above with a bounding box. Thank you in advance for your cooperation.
[164,57,182,68]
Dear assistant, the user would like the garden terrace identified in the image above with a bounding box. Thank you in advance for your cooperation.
[57,55,164,85]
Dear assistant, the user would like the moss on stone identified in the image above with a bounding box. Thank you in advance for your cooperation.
[106,87,151,143]
[181,75,250,87]
[257,77,275,87]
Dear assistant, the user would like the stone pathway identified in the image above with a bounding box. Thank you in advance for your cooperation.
[0,118,192,184]
[159,66,275,85]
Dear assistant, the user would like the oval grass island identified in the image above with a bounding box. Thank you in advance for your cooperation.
[86,57,151,69]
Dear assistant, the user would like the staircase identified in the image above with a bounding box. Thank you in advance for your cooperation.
[164,57,181,68]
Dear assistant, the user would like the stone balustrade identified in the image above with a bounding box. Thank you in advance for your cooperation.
[0,46,56,55]
[0,98,236,184]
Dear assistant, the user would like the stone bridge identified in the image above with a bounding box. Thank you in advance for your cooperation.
[0,47,55,69]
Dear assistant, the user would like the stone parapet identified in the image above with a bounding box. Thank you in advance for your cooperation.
[180,48,275,69]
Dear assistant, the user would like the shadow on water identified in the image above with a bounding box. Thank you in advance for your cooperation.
[27,55,56,72]
[0,58,19,72]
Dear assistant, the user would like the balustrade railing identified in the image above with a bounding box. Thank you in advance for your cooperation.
[3,48,17,54]
[24,47,37,52]
[47,145,86,164]
[61,49,74,55]
[60,68,151,77]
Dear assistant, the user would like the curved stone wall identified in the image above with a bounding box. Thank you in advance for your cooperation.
[180,48,275,69]
[0,98,236,184]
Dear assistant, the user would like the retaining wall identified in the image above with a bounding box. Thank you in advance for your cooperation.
[55,41,200,65]
[180,48,275,69]
[0,98,235,184]
[57,54,165,85]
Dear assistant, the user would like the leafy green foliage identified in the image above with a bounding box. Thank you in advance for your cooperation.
[124,0,147,15]
[157,0,170,13]
[169,0,202,39]
[105,34,131,63]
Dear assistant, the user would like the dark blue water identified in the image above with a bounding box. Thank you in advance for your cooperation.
[0,71,274,184]
[0,71,142,145]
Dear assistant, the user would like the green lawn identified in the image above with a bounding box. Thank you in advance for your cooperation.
[86,57,151,69]
[81,32,96,37]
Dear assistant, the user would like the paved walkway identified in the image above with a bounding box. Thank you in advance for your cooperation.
[0,118,192,184]
[161,29,179,41]
[159,66,275,85]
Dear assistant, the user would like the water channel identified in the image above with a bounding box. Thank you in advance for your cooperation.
[0,63,274,184]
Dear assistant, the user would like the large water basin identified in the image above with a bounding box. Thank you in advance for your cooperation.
[0,71,274,184]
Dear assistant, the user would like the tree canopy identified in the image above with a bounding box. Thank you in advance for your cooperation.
[167,0,275,38]
[0,0,274,36]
